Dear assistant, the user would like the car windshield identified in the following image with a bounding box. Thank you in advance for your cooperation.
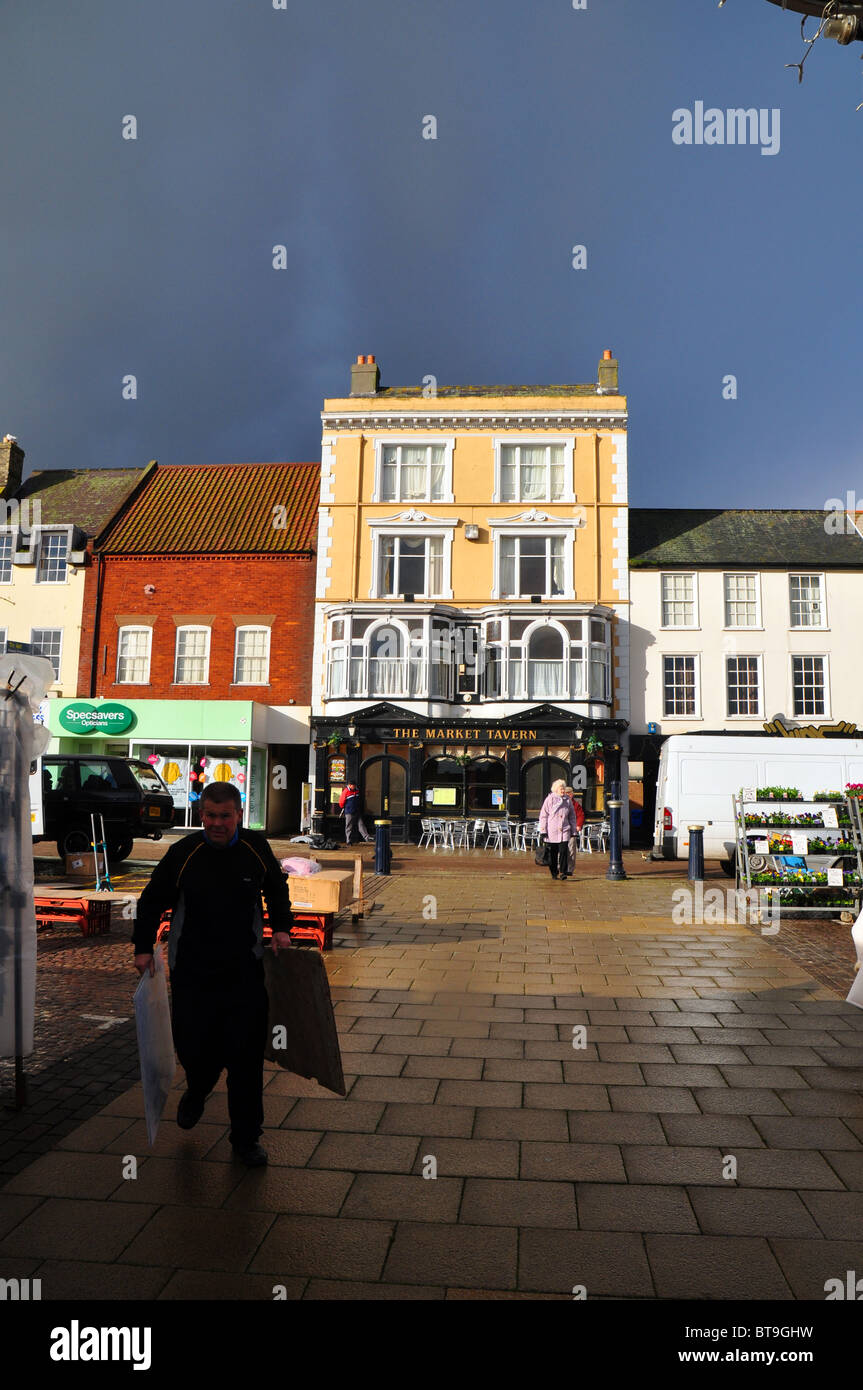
[129,761,167,793]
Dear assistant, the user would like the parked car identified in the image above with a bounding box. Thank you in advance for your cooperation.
[652,734,863,875]
[32,754,174,863]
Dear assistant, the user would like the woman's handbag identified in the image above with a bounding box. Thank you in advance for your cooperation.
[534,837,550,866]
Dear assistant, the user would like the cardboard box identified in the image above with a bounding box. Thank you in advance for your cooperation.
[65,853,95,880]
[288,869,354,915]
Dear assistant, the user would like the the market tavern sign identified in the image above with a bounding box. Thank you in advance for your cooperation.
[762,716,858,738]
[389,726,539,742]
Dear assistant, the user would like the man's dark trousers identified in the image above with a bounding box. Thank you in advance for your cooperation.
[171,960,268,1150]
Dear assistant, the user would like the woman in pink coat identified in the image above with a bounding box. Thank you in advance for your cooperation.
[538,779,580,881]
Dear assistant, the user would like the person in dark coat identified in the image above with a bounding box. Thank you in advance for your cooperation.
[538,778,580,880]
[564,786,586,875]
[133,781,294,1167]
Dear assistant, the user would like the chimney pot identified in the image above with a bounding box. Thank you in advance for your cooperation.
[350,354,381,395]
[597,351,619,395]
[603,349,613,360]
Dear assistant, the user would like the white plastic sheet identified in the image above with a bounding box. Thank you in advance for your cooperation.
[846,909,863,1010]
[133,950,177,1145]
[0,653,54,1061]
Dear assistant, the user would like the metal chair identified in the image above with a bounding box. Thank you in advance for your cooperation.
[418,818,434,849]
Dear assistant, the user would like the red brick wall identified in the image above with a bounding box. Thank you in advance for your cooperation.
[81,553,315,703]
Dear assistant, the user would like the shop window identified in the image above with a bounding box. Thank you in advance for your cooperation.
[466,757,506,814]
[422,756,463,813]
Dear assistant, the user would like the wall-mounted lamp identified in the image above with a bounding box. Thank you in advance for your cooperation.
[465,524,479,541]
[348,722,356,738]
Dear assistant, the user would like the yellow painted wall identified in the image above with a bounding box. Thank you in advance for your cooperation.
[0,565,84,696]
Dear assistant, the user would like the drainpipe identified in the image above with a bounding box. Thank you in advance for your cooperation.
[89,549,105,698]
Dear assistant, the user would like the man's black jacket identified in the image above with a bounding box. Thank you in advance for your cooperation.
[133,829,293,974]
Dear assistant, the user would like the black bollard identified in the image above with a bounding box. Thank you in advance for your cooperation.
[606,781,627,881]
[687,825,705,881]
[374,819,392,876]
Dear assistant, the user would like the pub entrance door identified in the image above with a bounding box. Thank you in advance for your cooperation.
[361,755,408,841]
[521,756,571,820]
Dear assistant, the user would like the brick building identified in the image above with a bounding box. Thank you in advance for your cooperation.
[50,460,320,833]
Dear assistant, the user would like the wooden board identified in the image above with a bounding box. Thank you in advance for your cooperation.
[263,947,346,1096]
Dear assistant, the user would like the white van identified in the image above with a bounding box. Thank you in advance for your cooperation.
[652,734,863,874]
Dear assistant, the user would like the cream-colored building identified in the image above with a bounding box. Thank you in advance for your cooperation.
[0,436,148,696]
[310,354,630,840]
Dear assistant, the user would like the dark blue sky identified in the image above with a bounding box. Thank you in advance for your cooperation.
[1,0,861,506]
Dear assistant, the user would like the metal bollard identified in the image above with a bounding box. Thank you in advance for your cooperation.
[374,819,392,876]
[606,783,627,881]
[687,824,705,881]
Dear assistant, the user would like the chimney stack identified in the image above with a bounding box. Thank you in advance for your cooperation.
[0,435,25,499]
[597,349,618,395]
[350,354,380,396]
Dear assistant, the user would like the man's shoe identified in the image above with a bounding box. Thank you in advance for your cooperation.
[232,1143,268,1167]
[176,1091,206,1130]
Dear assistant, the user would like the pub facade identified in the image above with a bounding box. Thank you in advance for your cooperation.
[310,353,632,841]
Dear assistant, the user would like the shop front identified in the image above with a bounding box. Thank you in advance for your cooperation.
[312,702,629,843]
[44,698,303,833]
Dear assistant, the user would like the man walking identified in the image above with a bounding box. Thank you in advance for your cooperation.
[339,782,373,845]
[133,782,294,1166]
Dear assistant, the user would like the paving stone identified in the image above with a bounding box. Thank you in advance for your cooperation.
[645,1234,791,1299]
[460,1177,578,1228]
[304,1278,445,1300]
[576,1183,698,1233]
[560,1061,645,1086]
[340,1173,462,1223]
[659,1115,765,1148]
[695,1089,791,1116]
[567,1112,667,1145]
[626,1026,699,1045]
[280,1099,386,1133]
[220,1165,354,1216]
[523,1041,601,1060]
[33,1260,173,1301]
[402,1056,483,1080]
[437,1080,523,1109]
[335,1054,406,1077]
[742,1046,826,1067]
[769,1238,863,1299]
[520,1142,625,1183]
[250,1214,394,1280]
[308,1133,420,1172]
[667,1044,750,1065]
[796,1066,863,1091]
[640,1064,728,1088]
[596,1044,676,1064]
[800,1191,863,1239]
[3,1149,130,1202]
[411,1138,519,1179]
[779,1089,863,1117]
[621,1146,728,1186]
[762,1029,846,1048]
[159,1270,305,1300]
[609,1086,698,1114]
[687,1187,821,1237]
[0,1197,156,1262]
[449,1039,525,1059]
[693,1027,768,1046]
[821,1150,863,1189]
[0,1194,44,1240]
[54,1115,138,1153]
[735,1149,846,1189]
[473,1109,569,1142]
[109,1155,250,1207]
[750,1115,861,1150]
[481,1059,563,1083]
[518,1229,654,1296]
[377,1105,475,1138]
[383,1221,518,1288]
[374,1036,453,1057]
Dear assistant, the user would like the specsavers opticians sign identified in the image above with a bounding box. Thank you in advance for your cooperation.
[58,702,136,735]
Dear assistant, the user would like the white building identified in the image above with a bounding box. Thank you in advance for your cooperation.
[627,509,863,842]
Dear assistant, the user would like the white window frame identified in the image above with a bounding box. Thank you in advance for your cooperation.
[173,625,211,685]
[723,572,762,629]
[0,531,14,584]
[489,512,578,600]
[233,626,271,685]
[36,529,70,584]
[789,572,827,630]
[660,572,699,629]
[116,626,152,684]
[0,627,6,654]
[790,653,830,719]
[662,653,701,720]
[492,436,576,505]
[30,628,63,683]
[371,437,455,504]
[725,653,762,719]
[367,512,457,599]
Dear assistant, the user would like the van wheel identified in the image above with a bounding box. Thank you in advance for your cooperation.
[107,836,135,864]
[719,856,736,878]
[57,825,91,859]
